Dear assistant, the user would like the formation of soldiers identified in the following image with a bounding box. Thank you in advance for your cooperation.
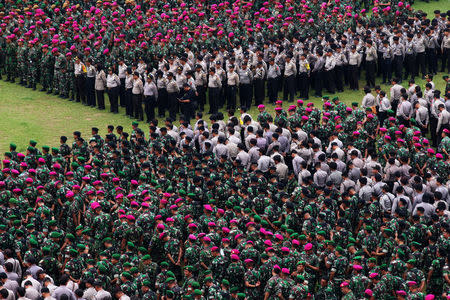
[0,79,448,299]
[0,0,450,123]
[1,0,450,300]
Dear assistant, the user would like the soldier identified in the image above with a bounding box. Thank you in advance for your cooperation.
[26,41,38,90]
[40,45,54,93]
[52,48,66,97]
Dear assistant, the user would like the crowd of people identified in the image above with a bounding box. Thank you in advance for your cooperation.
[1,0,450,300]
[0,90,447,299]
[0,0,449,123]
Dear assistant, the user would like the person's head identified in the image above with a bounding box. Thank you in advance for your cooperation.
[59,274,70,286]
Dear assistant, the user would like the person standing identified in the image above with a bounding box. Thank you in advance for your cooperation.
[267,59,280,104]
[94,64,106,110]
[348,45,361,90]
[283,54,296,102]
[430,91,444,146]
[414,31,427,78]
[132,72,144,121]
[106,68,120,113]
[26,41,38,90]
[74,56,87,104]
[124,68,134,117]
[437,104,450,144]
[404,34,416,80]
[156,70,168,117]
[365,40,377,88]
[208,67,222,114]
[166,72,180,120]
[312,50,325,97]
[194,65,207,112]
[118,59,128,108]
[40,45,54,93]
[324,49,336,94]
[85,59,96,107]
[378,90,391,126]
[52,48,66,97]
[392,36,405,82]
[425,29,438,75]
[226,65,239,110]
[441,28,450,73]
[334,45,347,92]
[5,36,17,83]
[215,61,227,109]
[143,75,158,123]
[179,83,195,123]
[380,40,392,84]
[238,62,253,110]
[414,101,429,136]
[253,61,266,106]
[65,52,75,101]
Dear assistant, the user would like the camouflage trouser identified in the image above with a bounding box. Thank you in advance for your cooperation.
[63,73,74,97]
[41,69,53,91]
[52,69,63,94]
[244,288,261,300]
[5,59,15,80]
[18,61,26,82]
[427,278,443,295]
[27,65,37,86]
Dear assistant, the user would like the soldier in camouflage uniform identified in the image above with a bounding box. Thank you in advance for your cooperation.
[40,45,54,93]
[26,40,38,90]
[52,48,66,96]
[16,39,27,85]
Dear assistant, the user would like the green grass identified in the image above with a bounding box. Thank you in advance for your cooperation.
[0,82,134,154]
[0,70,447,154]
[411,0,444,16]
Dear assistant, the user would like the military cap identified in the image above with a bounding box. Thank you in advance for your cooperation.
[49,231,61,238]
[97,264,108,274]
[142,280,151,287]
[166,271,175,278]
[165,277,175,283]
[121,272,133,280]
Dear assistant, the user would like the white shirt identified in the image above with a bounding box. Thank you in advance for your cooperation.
[118,64,127,79]
[106,74,120,88]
